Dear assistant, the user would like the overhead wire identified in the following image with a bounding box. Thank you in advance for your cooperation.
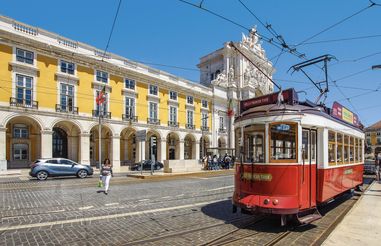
[101,0,123,61]
[295,1,378,47]
[300,34,381,45]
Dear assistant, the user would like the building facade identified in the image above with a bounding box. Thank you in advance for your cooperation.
[364,120,381,156]
[0,16,274,172]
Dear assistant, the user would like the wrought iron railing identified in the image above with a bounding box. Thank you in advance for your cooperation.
[218,128,227,133]
[122,115,138,122]
[147,118,160,125]
[186,124,195,130]
[201,126,209,132]
[168,121,179,127]
[92,110,111,119]
[55,104,78,114]
[10,97,38,109]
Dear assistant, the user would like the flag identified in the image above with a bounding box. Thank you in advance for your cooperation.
[227,98,234,117]
[96,86,106,105]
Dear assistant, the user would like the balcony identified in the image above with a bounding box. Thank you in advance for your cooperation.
[55,104,78,114]
[218,128,227,133]
[201,126,209,132]
[147,118,160,125]
[186,124,195,130]
[168,121,179,128]
[92,110,111,119]
[10,97,38,109]
[122,115,138,122]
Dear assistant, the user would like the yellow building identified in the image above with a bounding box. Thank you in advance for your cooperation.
[364,120,381,156]
[0,16,215,172]
[0,17,275,172]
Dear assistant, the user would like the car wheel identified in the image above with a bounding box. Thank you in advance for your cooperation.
[137,166,142,171]
[36,171,48,181]
[155,165,161,170]
[77,169,88,179]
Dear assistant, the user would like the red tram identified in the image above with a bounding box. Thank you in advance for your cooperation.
[232,89,364,225]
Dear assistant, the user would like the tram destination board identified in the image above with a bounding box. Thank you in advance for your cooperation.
[240,88,298,113]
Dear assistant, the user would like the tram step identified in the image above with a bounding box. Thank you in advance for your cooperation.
[297,208,322,224]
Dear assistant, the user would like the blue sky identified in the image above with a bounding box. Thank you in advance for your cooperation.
[1,0,381,126]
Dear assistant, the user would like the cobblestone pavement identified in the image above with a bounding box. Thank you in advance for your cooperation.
[0,174,373,246]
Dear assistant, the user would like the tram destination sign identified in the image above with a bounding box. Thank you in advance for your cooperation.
[331,101,359,127]
[240,88,298,113]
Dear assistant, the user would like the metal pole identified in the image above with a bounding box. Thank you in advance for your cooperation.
[98,108,102,174]
[140,140,143,175]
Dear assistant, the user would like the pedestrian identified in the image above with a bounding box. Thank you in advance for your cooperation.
[101,158,113,195]
[377,154,381,182]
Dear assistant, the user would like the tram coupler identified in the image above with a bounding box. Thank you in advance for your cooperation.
[232,205,237,213]
[281,215,287,227]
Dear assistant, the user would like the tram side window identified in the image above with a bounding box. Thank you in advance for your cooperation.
[359,140,363,162]
[328,131,336,165]
[246,134,264,163]
[337,133,343,164]
[344,135,349,163]
[270,123,297,162]
[350,137,354,163]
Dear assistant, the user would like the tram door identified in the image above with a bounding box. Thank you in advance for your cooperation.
[301,129,317,208]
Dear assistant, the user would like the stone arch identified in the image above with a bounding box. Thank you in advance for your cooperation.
[87,122,116,136]
[5,115,43,168]
[3,113,44,130]
[120,126,137,165]
[50,118,84,134]
[200,135,211,159]
[184,133,197,160]
[52,120,82,162]
[89,124,113,167]
[146,129,162,161]
[166,132,180,160]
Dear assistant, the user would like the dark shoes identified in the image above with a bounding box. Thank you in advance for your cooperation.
[104,191,108,195]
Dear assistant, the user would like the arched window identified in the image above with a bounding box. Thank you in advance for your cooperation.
[53,127,68,158]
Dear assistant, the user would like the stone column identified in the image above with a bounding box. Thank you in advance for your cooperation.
[111,135,120,172]
[40,130,53,159]
[80,133,91,165]
[160,139,166,163]
[194,140,200,160]
[0,127,7,172]
[136,140,146,162]
[179,139,185,160]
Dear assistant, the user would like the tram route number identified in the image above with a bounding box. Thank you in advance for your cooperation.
[242,172,273,181]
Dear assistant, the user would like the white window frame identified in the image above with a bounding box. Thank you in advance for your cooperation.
[187,95,194,105]
[60,60,76,75]
[201,99,208,108]
[187,110,194,126]
[219,116,225,130]
[59,83,75,112]
[15,48,34,65]
[149,84,158,96]
[169,91,177,101]
[125,78,135,90]
[95,70,109,83]
[149,101,158,120]
[202,112,208,127]
[125,96,135,117]
[169,106,177,124]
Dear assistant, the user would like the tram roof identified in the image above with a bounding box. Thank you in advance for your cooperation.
[237,89,363,131]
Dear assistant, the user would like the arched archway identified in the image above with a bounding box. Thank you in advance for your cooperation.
[53,127,67,158]
[52,120,81,162]
[218,137,227,157]
[5,116,42,168]
[184,134,196,160]
[200,135,210,159]
[146,130,161,161]
[120,127,136,165]
[166,132,180,160]
[89,125,112,167]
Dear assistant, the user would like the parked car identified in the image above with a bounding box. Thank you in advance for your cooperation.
[131,160,164,171]
[30,158,94,180]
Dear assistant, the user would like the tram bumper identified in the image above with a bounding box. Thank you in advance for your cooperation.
[233,193,299,215]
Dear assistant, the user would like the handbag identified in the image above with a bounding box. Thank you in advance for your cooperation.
[97,180,103,188]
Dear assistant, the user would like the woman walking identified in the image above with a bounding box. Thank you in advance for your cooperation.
[101,158,113,195]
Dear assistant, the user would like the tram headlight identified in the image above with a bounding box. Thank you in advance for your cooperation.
[273,199,279,205]
[264,199,270,205]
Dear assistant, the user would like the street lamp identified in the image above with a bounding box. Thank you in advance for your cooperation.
[372,65,381,70]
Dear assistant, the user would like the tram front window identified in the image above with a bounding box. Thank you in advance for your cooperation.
[243,124,265,163]
[270,123,297,162]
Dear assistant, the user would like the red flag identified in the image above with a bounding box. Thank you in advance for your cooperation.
[227,98,234,117]
[96,86,106,105]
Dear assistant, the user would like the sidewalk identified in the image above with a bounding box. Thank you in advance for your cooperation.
[323,180,381,245]
[0,166,234,179]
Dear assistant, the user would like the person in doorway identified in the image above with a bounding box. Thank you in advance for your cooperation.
[101,158,113,195]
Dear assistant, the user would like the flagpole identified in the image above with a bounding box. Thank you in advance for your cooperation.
[98,104,102,174]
